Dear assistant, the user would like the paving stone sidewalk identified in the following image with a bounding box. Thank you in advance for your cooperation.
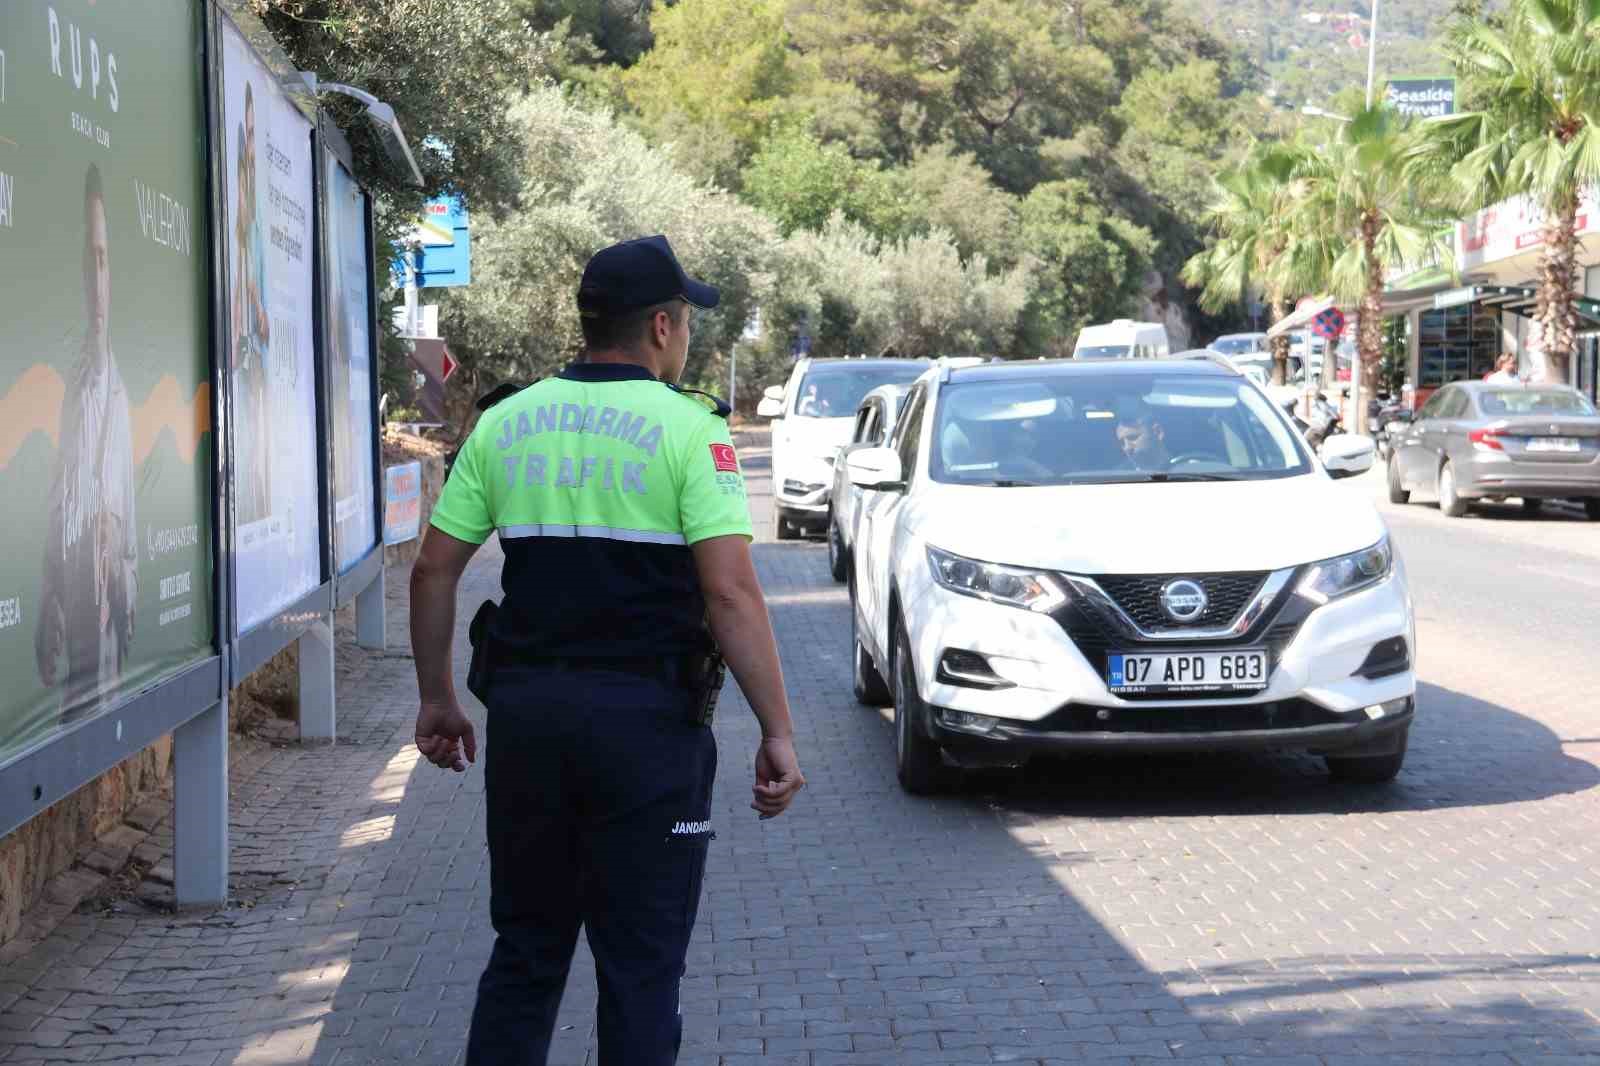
[1,430,1599,1065]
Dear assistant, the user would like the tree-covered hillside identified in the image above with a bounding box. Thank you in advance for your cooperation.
[1185,0,1463,107]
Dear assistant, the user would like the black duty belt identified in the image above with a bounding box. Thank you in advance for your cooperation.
[494,651,694,686]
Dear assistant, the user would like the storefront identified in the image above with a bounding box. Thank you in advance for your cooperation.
[1381,282,1600,408]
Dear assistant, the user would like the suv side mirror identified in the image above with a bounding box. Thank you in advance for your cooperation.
[756,397,784,419]
[846,447,905,491]
[1321,433,1375,479]
[762,385,785,402]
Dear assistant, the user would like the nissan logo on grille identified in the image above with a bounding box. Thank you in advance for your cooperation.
[1159,579,1208,623]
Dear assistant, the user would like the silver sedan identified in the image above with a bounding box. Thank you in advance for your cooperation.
[1387,381,1600,519]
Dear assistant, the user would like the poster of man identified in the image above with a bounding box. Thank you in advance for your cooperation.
[0,0,212,766]
[231,85,273,526]
[221,15,321,633]
[34,164,138,724]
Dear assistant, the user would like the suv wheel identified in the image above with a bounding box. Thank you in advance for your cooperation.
[893,625,953,794]
[827,515,848,582]
[850,587,890,706]
[1437,460,1468,518]
[1386,454,1410,504]
[1327,727,1408,783]
[773,501,800,540]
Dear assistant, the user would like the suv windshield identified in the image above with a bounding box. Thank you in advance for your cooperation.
[794,362,928,417]
[1479,389,1596,416]
[1212,337,1264,356]
[930,372,1312,486]
[1075,345,1136,359]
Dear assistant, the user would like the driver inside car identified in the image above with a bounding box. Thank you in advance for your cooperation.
[1113,402,1174,471]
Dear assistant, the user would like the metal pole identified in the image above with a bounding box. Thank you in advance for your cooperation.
[1353,0,1380,437]
[1365,0,1380,108]
[730,344,737,414]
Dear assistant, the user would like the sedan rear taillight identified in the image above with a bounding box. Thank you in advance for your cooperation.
[1469,428,1505,451]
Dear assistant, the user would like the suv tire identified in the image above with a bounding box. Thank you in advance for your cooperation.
[773,501,800,540]
[851,587,890,706]
[893,625,953,794]
[1326,729,1408,784]
[827,515,848,582]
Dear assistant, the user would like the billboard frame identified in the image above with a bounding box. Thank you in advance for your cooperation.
[0,1,228,872]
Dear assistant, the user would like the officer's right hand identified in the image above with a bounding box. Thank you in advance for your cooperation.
[752,736,804,819]
[415,699,477,773]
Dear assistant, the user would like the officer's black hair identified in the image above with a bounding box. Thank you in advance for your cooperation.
[580,299,686,352]
[84,163,104,213]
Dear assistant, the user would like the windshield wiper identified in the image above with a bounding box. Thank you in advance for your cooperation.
[1150,471,1243,482]
[988,479,1044,487]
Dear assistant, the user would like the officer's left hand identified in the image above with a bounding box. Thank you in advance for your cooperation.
[415,699,477,772]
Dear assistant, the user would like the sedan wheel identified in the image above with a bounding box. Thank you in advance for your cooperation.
[1386,454,1410,504]
[1437,461,1468,518]
[893,625,953,795]
[1586,499,1600,522]
[1521,497,1543,517]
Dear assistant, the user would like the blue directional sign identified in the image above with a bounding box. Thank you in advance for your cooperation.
[391,193,472,288]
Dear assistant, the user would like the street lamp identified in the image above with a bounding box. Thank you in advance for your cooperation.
[297,72,425,187]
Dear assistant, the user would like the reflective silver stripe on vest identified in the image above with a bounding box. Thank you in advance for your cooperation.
[497,523,686,546]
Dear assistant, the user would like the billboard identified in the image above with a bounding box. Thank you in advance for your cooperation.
[1387,78,1455,119]
[220,17,321,632]
[0,0,213,766]
[324,155,376,573]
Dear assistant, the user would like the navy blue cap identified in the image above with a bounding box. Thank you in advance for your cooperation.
[577,235,720,318]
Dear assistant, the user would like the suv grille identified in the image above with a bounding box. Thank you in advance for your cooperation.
[1094,572,1268,631]
[1047,571,1313,703]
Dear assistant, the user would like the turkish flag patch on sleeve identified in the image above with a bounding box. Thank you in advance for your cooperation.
[709,443,740,473]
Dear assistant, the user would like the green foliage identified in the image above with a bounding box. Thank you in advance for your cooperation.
[618,0,815,187]
[741,127,904,238]
[786,0,1121,191]
[435,88,780,386]
[1017,180,1157,357]
[516,0,657,68]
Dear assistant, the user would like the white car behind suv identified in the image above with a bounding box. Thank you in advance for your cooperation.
[847,358,1413,793]
[758,358,931,539]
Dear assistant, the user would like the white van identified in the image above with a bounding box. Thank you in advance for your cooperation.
[1072,319,1170,360]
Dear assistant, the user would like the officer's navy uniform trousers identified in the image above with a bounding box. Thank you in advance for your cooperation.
[464,665,717,1065]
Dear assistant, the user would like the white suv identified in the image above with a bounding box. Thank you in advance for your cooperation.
[757,358,931,539]
[847,358,1414,793]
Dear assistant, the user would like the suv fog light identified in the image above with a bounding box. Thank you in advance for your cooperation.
[782,479,825,496]
[1362,697,1412,721]
[1356,637,1410,680]
[936,649,1015,690]
[939,709,1001,735]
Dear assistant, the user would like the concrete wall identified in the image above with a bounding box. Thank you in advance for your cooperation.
[0,431,449,952]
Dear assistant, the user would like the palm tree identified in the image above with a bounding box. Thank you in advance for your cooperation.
[1420,0,1600,383]
[1296,106,1454,432]
[1182,143,1321,385]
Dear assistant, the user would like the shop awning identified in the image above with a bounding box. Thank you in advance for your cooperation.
[1425,284,1600,328]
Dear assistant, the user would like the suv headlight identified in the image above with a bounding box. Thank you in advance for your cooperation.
[1298,537,1393,604]
[926,546,1067,613]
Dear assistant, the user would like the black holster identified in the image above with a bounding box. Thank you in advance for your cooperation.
[466,599,498,704]
[684,647,726,727]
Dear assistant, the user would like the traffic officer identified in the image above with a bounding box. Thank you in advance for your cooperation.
[407,234,804,1066]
